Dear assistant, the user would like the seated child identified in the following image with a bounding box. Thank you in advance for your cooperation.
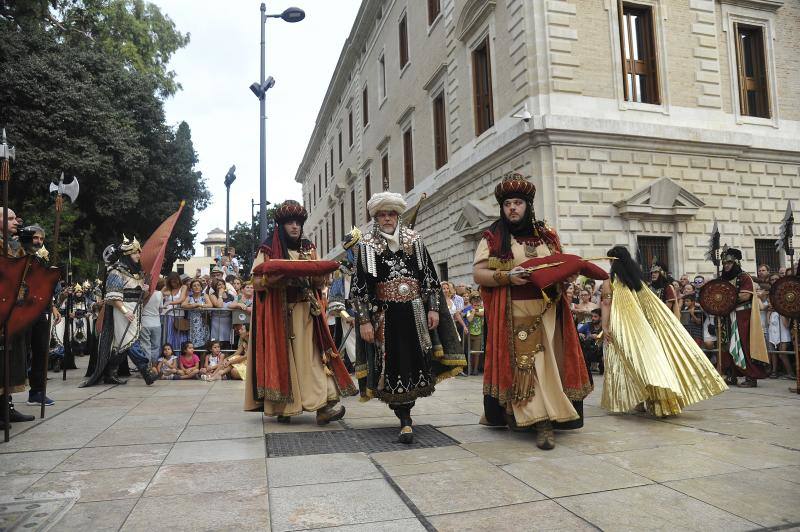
[156,343,179,380]
[177,341,201,379]
[210,325,249,381]
[200,341,226,381]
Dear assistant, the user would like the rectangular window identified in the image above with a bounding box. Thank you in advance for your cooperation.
[381,153,390,191]
[364,171,372,221]
[324,162,328,181]
[348,110,354,146]
[362,86,369,126]
[428,0,441,25]
[313,183,317,204]
[619,2,660,104]
[340,202,345,238]
[350,189,356,228]
[330,148,334,179]
[403,129,414,193]
[437,262,448,281]
[637,236,671,274]
[331,211,336,246]
[379,55,387,100]
[399,15,409,69]
[338,131,342,163]
[735,24,770,118]
[325,222,329,256]
[176,264,185,275]
[433,92,447,169]
[472,36,494,136]
[754,239,779,272]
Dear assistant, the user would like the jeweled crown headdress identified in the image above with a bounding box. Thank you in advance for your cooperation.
[494,172,536,205]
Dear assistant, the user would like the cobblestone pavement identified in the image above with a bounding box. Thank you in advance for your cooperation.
[1,359,799,531]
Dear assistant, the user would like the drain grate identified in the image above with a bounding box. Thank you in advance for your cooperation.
[265,424,460,457]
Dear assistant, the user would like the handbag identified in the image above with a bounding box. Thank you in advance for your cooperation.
[174,317,190,332]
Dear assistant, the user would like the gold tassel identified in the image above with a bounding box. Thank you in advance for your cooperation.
[324,366,333,376]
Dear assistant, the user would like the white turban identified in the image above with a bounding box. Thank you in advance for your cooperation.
[367,192,407,217]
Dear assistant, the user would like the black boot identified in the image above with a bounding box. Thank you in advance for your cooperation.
[4,396,34,423]
[103,366,127,385]
[392,404,414,444]
[138,365,155,386]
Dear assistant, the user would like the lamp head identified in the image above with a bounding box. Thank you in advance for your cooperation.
[281,7,305,22]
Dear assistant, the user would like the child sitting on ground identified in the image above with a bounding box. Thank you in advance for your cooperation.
[177,341,201,379]
[155,343,179,380]
[200,340,226,381]
[209,325,249,381]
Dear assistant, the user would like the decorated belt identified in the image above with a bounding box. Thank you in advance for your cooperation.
[510,284,543,301]
[376,278,420,303]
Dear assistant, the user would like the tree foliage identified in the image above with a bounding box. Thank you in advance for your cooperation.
[1,0,189,96]
[0,2,207,279]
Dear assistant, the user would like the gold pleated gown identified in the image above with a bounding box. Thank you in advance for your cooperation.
[601,281,727,417]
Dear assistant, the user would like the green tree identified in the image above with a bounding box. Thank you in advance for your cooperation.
[0,16,208,279]
[1,0,189,96]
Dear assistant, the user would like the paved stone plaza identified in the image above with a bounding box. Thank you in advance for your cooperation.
[1,360,799,531]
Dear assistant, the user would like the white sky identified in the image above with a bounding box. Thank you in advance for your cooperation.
[154,0,361,254]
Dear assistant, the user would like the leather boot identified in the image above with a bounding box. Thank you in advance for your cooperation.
[103,369,127,385]
[316,402,345,425]
[534,420,555,450]
[4,397,34,423]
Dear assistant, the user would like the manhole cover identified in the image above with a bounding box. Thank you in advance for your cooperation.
[266,424,460,457]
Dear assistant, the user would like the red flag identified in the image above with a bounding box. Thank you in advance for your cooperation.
[141,201,185,295]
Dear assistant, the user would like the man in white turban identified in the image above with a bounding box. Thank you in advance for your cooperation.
[350,193,465,443]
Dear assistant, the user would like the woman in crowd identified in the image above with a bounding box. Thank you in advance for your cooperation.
[162,273,188,350]
[600,245,727,417]
[442,281,467,334]
[182,279,211,350]
[573,287,599,326]
[208,278,235,347]
[230,281,254,311]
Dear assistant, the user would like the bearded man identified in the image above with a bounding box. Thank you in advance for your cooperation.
[18,224,58,406]
[81,235,155,387]
[350,192,465,444]
[245,200,355,424]
[719,248,769,387]
[473,173,592,450]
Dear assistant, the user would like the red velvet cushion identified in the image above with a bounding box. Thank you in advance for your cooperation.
[519,253,608,290]
[253,259,340,278]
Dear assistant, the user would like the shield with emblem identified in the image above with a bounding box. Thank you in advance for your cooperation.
[770,276,800,319]
[699,279,738,317]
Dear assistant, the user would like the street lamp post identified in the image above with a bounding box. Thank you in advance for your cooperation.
[251,3,305,243]
[224,165,236,254]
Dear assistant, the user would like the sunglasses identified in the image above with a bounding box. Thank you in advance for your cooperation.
[693,280,703,284]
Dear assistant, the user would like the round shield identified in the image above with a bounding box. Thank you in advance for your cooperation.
[770,275,800,319]
[699,279,738,316]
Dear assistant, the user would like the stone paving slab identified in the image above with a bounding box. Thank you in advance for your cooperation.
[270,478,413,531]
[23,465,157,503]
[122,487,270,531]
[666,470,800,527]
[144,458,267,497]
[427,500,597,532]
[53,444,171,472]
[556,484,758,531]
[267,452,381,487]
[56,499,138,532]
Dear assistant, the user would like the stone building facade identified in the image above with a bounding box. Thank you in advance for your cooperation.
[295,0,800,284]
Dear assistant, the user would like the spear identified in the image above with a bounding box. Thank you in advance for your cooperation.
[1,130,15,441]
[776,202,799,393]
[705,220,722,375]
